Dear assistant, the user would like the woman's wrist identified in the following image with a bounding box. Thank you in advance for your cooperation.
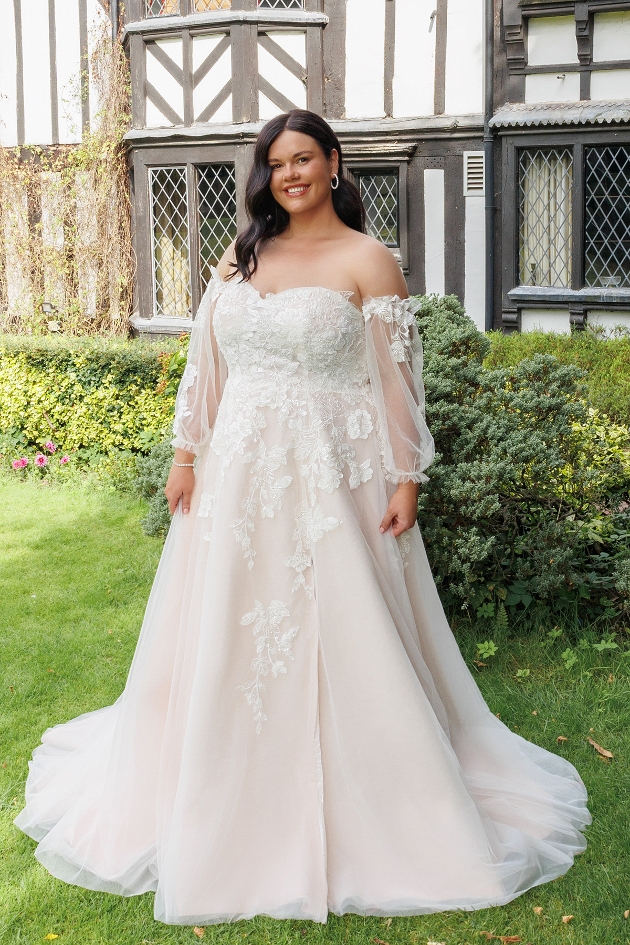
[173,448,196,468]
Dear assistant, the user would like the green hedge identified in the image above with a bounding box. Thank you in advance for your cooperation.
[0,334,181,456]
[486,329,630,423]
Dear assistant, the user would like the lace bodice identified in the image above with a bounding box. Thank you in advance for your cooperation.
[172,270,434,485]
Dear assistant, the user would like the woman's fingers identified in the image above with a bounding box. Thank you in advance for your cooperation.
[380,505,395,533]
[181,485,193,515]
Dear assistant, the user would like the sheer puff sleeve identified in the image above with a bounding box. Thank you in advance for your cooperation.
[171,269,227,456]
[363,295,435,485]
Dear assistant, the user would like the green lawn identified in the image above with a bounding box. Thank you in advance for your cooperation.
[1,477,629,945]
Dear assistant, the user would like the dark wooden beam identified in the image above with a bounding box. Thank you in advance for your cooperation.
[196,79,232,123]
[306,24,324,114]
[384,0,395,119]
[14,0,24,145]
[48,0,59,144]
[130,34,147,129]
[231,22,258,123]
[322,0,345,119]
[78,0,90,134]
[434,0,448,116]
[146,81,183,125]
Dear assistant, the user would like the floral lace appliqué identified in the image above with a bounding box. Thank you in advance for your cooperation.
[238,600,300,734]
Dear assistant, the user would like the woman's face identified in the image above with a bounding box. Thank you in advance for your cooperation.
[267,129,339,217]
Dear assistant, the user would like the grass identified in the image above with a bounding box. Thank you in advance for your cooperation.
[1,477,630,945]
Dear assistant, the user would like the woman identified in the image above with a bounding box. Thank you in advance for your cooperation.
[15,110,589,925]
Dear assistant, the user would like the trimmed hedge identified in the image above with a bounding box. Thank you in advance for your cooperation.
[485,329,630,424]
[0,334,181,455]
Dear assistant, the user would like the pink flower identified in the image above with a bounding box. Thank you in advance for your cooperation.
[12,458,28,470]
[44,441,57,453]
[59,455,70,465]
[35,454,48,468]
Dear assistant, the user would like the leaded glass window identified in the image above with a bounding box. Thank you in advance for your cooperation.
[149,167,191,318]
[195,0,233,10]
[145,0,180,16]
[257,0,304,8]
[197,164,237,292]
[355,170,399,248]
[518,148,573,288]
[584,145,630,289]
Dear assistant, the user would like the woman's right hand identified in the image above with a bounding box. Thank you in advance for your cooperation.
[164,452,196,514]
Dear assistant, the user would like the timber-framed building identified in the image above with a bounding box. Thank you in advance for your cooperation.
[1,0,630,335]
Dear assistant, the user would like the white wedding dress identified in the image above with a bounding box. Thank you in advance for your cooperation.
[15,272,590,925]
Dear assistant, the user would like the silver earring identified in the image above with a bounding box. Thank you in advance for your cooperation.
[331,174,339,190]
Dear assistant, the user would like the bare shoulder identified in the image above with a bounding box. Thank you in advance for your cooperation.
[346,232,408,300]
[216,240,237,280]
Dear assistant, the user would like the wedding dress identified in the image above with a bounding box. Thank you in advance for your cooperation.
[15,272,590,925]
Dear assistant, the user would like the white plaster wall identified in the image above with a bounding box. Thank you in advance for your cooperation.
[23,0,52,145]
[146,37,184,126]
[587,310,630,336]
[0,3,17,146]
[591,70,630,100]
[55,0,82,144]
[444,0,483,115]
[345,0,385,119]
[525,72,581,103]
[193,34,232,123]
[464,195,485,331]
[424,169,445,296]
[521,309,571,333]
[268,31,306,67]
[527,17,578,66]
[393,0,435,118]
[258,32,307,115]
[593,12,630,63]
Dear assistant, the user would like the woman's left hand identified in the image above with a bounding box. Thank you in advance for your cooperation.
[379,481,420,537]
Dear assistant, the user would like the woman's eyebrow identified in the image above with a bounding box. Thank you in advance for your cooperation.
[268,150,314,163]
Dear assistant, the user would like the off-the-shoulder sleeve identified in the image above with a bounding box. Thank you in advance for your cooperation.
[363,295,435,484]
[171,270,228,455]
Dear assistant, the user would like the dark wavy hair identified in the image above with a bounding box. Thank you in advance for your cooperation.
[231,109,366,281]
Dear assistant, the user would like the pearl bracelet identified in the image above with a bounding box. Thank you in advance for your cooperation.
[172,460,195,467]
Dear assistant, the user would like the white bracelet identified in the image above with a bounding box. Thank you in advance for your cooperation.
[172,460,195,467]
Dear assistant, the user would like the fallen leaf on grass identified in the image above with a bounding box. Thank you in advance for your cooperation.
[372,939,390,945]
[533,906,543,915]
[43,937,59,942]
[385,918,393,928]
[193,928,205,938]
[587,737,613,760]
[624,910,629,919]
[562,915,574,924]
[480,933,521,943]
[427,941,446,944]
[532,711,537,716]
[557,736,568,743]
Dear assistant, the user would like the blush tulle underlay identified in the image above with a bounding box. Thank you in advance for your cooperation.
[15,282,590,925]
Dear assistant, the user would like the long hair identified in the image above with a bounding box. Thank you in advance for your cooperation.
[231,109,366,281]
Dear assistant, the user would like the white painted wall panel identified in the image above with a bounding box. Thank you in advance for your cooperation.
[345,0,385,119]
[464,195,485,331]
[259,91,282,120]
[525,72,581,103]
[521,309,571,333]
[444,0,483,116]
[55,0,82,144]
[393,0,435,118]
[593,12,630,63]
[23,0,52,145]
[591,70,630,100]
[193,35,232,123]
[146,38,184,125]
[0,3,18,146]
[587,310,630,336]
[267,31,306,68]
[424,169,445,296]
[258,38,307,110]
[527,17,578,66]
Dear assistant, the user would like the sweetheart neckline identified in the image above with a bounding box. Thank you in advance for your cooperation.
[220,276,364,317]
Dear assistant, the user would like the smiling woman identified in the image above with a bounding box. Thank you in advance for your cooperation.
[15,109,590,928]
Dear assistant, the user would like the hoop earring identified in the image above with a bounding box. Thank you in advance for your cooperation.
[331,174,339,190]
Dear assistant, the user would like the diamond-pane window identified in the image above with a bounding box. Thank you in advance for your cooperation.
[356,171,399,247]
[584,146,630,289]
[195,0,232,10]
[197,164,238,292]
[150,167,191,318]
[257,0,304,8]
[145,0,180,16]
[519,148,573,288]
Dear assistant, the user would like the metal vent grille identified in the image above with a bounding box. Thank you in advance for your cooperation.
[195,0,232,10]
[196,164,238,292]
[145,0,180,16]
[518,148,573,288]
[257,0,304,8]
[464,152,484,195]
[150,167,191,318]
[356,171,399,247]
[585,145,630,289]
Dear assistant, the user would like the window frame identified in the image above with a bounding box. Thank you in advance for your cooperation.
[500,128,630,326]
[132,144,238,325]
[346,160,409,273]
